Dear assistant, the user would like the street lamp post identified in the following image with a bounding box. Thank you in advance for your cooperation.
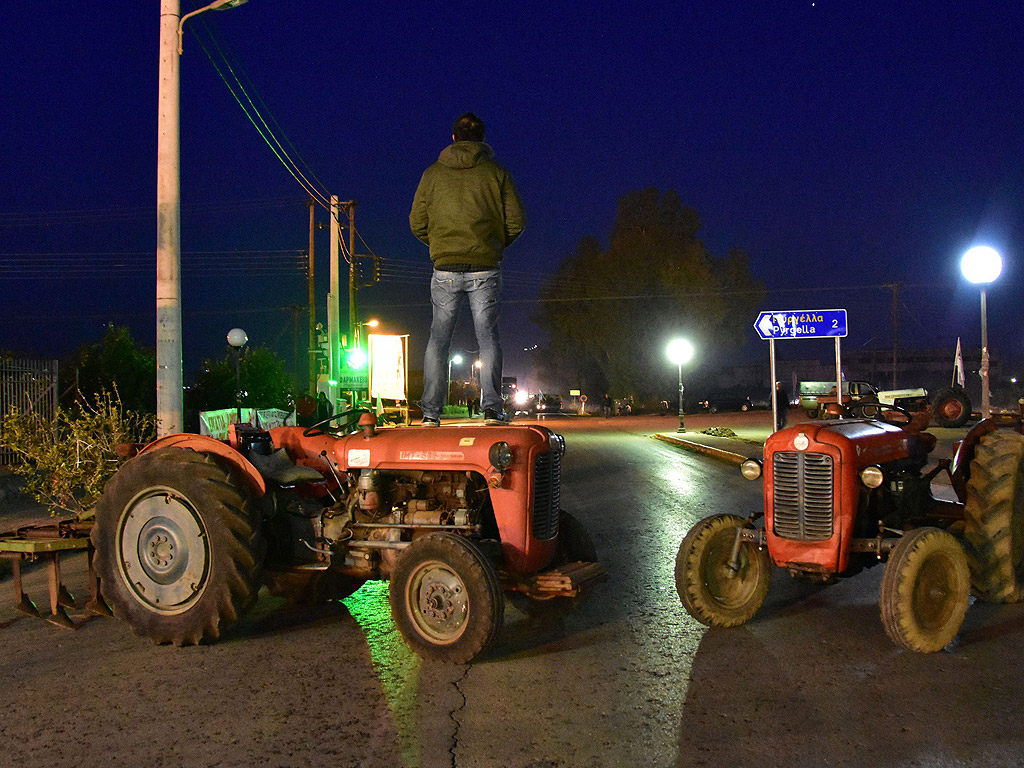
[156,0,248,437]
[448,353,463,385]
[666,338,695,433]
[447,353,463,407]
[961,245,1003,420]
[227,327,248,424]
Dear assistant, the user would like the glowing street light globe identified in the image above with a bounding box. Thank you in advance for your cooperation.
[961,246,1002,285]
[226,327,248,348]
[666,338,695,366]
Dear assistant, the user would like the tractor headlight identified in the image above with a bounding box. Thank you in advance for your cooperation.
[489,441,514,470]
[740,458,763,480]
[860,465,884,489]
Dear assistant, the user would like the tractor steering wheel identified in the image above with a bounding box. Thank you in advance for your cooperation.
[303,408,371,437]
[847,401,913,426]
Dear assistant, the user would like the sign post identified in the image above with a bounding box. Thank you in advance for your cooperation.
[753,309,848,430]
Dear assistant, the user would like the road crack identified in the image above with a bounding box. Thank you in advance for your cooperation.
[448,664,471,768]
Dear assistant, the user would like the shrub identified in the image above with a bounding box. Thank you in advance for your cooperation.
[0,390,156,517]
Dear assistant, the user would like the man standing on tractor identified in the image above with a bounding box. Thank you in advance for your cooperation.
[410,112,526,427]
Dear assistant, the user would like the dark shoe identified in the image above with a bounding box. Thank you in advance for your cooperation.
[484,409,511,425]
[421,417,440,427]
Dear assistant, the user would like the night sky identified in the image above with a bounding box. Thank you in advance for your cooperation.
[3,2,1023,391]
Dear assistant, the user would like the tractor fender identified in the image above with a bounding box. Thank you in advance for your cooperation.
[949,419,1002,503]
[140,433,267,498]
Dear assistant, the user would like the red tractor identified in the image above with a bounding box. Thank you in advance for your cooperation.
[91,410,604,663]
[675,403,1024,652]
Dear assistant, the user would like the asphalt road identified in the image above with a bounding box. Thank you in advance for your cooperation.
[3,415,1024,768]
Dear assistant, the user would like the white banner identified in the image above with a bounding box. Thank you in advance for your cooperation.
[369,334,407,400]
[199,408,296,439]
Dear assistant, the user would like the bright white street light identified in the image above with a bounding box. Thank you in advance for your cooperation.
[666,338,695,366]
[961,245,1003,419]
[666,338,695,432]
[961,245,1002,285]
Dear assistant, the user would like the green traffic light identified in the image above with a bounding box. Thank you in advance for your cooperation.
[345,348,368,369]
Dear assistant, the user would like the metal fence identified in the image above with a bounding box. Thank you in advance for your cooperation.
[0,358,58,465]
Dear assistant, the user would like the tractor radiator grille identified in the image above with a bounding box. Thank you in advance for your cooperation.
[772,451,834,540]
[531,450,560,541]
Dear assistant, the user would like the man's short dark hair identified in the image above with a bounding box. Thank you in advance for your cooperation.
[453,112,485,142]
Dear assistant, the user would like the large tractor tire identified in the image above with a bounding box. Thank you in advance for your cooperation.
[880,527,969,653]
[92,447,264,645]
[932,387,971,428]
[390,532,504,664]
[675,514,770,627]
[962,431,1024,602]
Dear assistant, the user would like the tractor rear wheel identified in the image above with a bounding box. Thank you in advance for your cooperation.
[390,533,504,664]
[962,431,1024,602]
[880,527,969,652]
[92,447,264,645]
[932,387,971,428]
[675,514,770,627]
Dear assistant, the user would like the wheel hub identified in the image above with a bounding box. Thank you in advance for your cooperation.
[409,561,467,641]
[118,490,210,614]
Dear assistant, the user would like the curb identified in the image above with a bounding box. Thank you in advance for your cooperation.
[652,433,751,466]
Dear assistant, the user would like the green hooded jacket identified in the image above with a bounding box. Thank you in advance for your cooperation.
[409,141,526,270]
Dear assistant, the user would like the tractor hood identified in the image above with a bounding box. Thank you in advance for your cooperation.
[767,419,913,471]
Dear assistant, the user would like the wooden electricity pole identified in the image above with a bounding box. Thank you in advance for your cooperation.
[307,198,317,394]
[882,282,900,389]
[345,200,359,345]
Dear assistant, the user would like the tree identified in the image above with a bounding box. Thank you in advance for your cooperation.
[187,346,295,417]
[534,188,764,402]
[1,390,156,515]
[63,325,156,413]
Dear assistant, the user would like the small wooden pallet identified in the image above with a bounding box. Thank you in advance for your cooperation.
[507,560,608,599]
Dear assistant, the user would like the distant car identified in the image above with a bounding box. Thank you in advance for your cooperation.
[706,394,754,413]
[516,392,562,416]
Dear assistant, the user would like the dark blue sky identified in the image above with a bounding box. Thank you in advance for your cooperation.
[2,2,1022,387]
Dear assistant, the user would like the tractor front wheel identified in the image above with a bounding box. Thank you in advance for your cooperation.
[390,533,504,664]
[962,431,1024,602]
[880,527,969,653]
[675,514,770,627]
[92,447,263,645]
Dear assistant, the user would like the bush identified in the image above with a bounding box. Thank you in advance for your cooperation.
[0,390,156,517]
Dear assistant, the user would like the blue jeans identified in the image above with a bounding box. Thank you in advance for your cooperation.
[422,269,502,419]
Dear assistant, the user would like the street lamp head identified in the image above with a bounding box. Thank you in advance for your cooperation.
[666,338,695,366]
[474,360,483,369]
[451,354,463,365]
[362,319,380,328]
[961,245,1003,285]
[227,328,248,348]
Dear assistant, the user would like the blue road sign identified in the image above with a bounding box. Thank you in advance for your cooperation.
[754,309,848,340]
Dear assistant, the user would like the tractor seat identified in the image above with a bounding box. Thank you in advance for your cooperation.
[247,448,325,486]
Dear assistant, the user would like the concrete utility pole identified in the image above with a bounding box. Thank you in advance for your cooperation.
[156,0,184,436]
[307,198,317,394]
[156,0,247,436]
